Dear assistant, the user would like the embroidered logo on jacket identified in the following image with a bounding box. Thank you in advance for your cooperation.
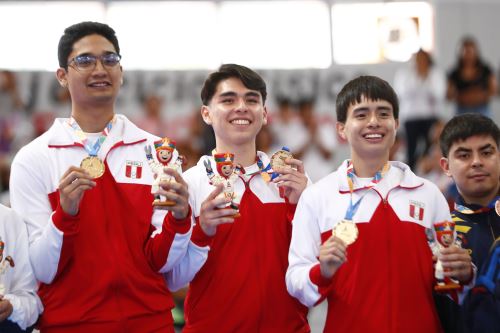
[409,200,425,221]
[125,160,143,179]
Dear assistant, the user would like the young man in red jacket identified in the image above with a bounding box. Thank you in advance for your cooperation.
[10,21,191,333]
[167,64,311,333]
[286,75,473,333]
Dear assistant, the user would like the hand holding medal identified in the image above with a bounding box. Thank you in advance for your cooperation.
[270,147,307,204]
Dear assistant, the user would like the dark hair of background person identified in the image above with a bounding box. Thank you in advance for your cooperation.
[439,113,500,158]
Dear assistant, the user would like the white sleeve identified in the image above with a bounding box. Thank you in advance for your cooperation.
[9,149,64,284]
[146,161,192,274]
[3,213,43,330]
[165,238,209,292]
[286,190,325,307]
[165,165,211,291]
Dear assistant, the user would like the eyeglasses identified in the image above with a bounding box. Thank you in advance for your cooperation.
[68,53,122,72]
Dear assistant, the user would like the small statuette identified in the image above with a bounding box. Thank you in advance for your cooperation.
[80,156,105,179]
[206,152,242,218]
[145,137,183,207]
[332,219,359,245]
[433,220,461,292]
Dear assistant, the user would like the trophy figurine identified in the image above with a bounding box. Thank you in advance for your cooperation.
[145,137,183,207]
[204,153,243,218]
[433,221,461,291]
[0,237,15,296]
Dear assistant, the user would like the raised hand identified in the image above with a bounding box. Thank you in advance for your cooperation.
[155,168,190,220]
[319,235,347,279]
[273,157,307,204]
[440,245,473,283]
[58,166,96,216]
[198,183,237,236]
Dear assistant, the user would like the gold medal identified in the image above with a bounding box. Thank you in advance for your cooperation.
[80,156,105,179]
[496,199,500,217]
[270,148,293,171]
[332,219,359,245]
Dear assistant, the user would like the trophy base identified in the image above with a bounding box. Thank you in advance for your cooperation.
[232,212,241,218]
[434,282,461,292]
[153,200,176,207]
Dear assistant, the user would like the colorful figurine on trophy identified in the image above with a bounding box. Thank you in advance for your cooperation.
[433,221,461,291]
[145,137,183,207]
[0,237,15,296]
[204,153,243,217]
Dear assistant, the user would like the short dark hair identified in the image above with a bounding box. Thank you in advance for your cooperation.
[335,76,399,123]
[58,21,120,69]
[439,113,500,157]
[201,64,267,105]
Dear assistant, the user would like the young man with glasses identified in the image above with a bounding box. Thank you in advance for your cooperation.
[286,76,473,333]
[9,21,191,333]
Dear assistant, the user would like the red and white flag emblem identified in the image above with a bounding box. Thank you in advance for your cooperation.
[125,160,143,179]
[409,200,425,221]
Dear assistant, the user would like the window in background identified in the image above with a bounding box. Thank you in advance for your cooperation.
[331,2,433,64]
[0,2,105,70]
[218,0,331,69]
[107,1,219,70]
[0,0,332,70]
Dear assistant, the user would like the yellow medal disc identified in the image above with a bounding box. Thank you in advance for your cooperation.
[332,219,359,245]
[80,156,105,179]
[270,149,293,172]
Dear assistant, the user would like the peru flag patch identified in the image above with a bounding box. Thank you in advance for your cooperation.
[125,160,143,179]
[409,200,425,221]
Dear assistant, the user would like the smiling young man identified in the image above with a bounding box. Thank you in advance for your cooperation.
[286,76,472,333]
[166,64,311,333]
[438,113,500,332]
[9,22,191,333]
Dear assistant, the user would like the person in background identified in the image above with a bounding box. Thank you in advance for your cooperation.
[394,49,446,169]
[9,21,191,333]
[447,37,497,118]
[0,204,42,333]
[438,113,500,333]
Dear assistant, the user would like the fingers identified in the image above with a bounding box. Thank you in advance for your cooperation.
[156,170,190,219]
[319,236,348,279]
[0,299,13,322]
[198,185,238,236]
[205,184,225,206]
[284,157,305,174]
[440,246,473,282]
[58,166,96,216]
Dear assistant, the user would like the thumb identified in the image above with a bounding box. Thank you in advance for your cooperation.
[207,183,224,200]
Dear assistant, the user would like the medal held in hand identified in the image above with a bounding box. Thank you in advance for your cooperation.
[69,117,114,179]
[270,146,293,172]
[495,198,500,216]
[332,219,358,245]
[80,156,105,179]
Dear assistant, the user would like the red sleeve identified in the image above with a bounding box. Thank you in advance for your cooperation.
[144,207,192,272]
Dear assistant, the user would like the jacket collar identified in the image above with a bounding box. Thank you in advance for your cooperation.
[337,159,424,193]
